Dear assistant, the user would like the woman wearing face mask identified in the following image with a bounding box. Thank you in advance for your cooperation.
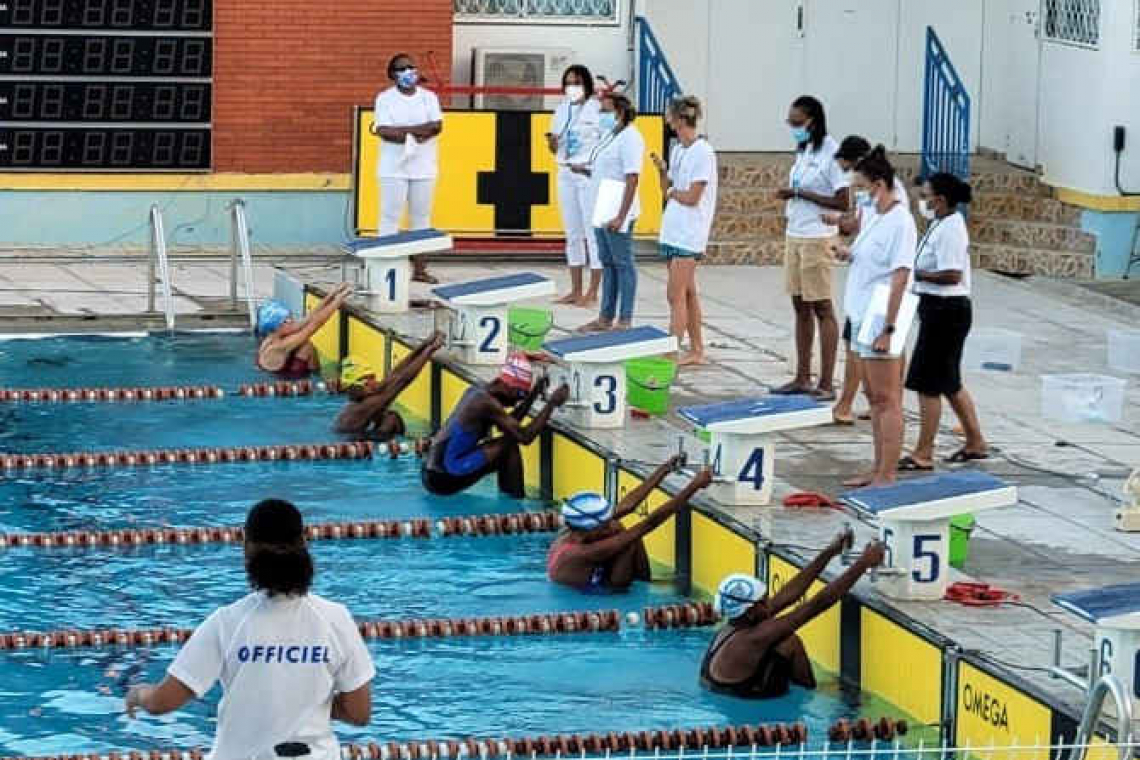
[547,65,602,307]
[774,96,850,401]
[372,53,443,284]
[831,147,916,488]
[652,96,718,366]
[572,89,644,332]
[901,173,988,471]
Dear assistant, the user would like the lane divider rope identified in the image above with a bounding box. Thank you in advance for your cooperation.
[0,441,377,472]
[0,510,561,549]
[0,602,718,651]
[0,380,333,403]
[827,718,909,743]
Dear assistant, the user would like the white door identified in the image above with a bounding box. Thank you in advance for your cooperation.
[803,0,900,149]
[1005,0,1041,168]
[706,0,805,151]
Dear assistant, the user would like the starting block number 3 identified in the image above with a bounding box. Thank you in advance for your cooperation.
[594,375,617,415]
[712,445,766,490]
[882,527,942,584]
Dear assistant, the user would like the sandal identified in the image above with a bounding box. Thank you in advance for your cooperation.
[771,380,813,396]
[811,388,837,402]
[945,448,989,464]
[831,413,856,426]
[898,455,934,472]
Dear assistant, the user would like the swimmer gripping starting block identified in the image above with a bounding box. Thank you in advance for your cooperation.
[1053,583,1140,709]
[678,396,832,507]
[544,327,678,429]
[344,230,453,313]
[841,471,1018,601]
[432,273,555,366]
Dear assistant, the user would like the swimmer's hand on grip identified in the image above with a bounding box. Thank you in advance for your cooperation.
[533,375,551,397]
[691,466,714,490]
[828,525,856,556]
[860,541,886,568]
[549,384,570,407]
[667,452,687,473]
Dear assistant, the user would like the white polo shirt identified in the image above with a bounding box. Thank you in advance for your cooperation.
[912,210,972,297]
[786,135,849,239]
[659,137,718,254]
[374,86,443,180]
[169,592,375,760]
[590,124,645,232]
[551,97,601,166]
[844,202,918,324]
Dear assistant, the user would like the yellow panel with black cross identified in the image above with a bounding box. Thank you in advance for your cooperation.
[520,420,542,497]
[765,555,841,674]
[552,433,606,501]
[390,339,432,424]
[353,109,664,237]
[440,368,471,420]
[691,512,756,599]
[616,470,675,574]
[346,317,388,382]
[302,292,341,374]
[860,609,942,725]
[955,661,1052,756]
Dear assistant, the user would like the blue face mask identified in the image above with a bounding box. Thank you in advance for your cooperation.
[599,112,617,133]
[396,68,418,89]
[855,190,873,208]
[791,125,811,144]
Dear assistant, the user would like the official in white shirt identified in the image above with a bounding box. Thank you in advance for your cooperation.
[902,172,988,470]
[832,147,916,489]
[372,53,443,284]
[125,499,375,760]
[547,65,603,307]
[774,96,850,400]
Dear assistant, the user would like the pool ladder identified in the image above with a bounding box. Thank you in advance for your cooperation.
[147,204,176,331]
[1066,673,1135,760]
[228,199,257,329]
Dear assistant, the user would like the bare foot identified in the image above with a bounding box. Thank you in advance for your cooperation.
[573,295,597,308]
[842,473,874,488]
[555,293,579,305]
[677,352,708,367]
[867,477,897,488]
[575,319,612,333]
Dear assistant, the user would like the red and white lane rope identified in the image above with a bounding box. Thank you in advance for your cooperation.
[0,441,376,472]
[0,602,718,651]
[0,379,335,403]
[0,511,561,550]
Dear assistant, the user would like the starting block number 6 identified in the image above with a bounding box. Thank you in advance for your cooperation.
[882,527,942,584]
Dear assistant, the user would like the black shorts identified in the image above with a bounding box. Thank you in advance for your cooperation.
[905,295,972,397]
[421,465,486,496]
[842,317,852,344]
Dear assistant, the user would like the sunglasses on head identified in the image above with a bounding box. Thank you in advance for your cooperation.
[393,64,415,73]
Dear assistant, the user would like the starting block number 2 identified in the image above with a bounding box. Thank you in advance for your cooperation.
[882,527,942,584]
[712,445,766,490]
[478,316,501,354]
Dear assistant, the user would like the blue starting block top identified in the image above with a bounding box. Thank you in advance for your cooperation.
[432,273,554,306]
[544,326,677,364]
[679,395,831,435]
[841,470,1017,522]
[1053,584,1140,629]
[344,229,452,259]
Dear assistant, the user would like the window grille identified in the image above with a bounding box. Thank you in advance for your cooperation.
[455,0,619,23]
[1042,0,1100,49]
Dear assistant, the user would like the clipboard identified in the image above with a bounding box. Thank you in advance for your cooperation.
[856,284,918,356]
[591,179,626,228]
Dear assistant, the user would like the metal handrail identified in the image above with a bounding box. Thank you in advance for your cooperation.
[921,26,971,181]
[1068,674,1135,760]
[229,199,256,329]
[635,15,683,115]
[147,204,175,331]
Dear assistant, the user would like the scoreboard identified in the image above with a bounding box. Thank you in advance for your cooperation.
[0,0,212,170]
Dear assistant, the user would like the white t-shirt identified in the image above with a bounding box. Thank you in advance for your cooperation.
[659,138,718,254]
[374,86,443,180]
[551,97,601,165]
[786,135,849,239]
[590,124,644,232]
[169,592,376,760]
[844,202,918,324]
[912,210,971,297]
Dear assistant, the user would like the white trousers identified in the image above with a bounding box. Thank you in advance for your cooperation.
[378,177,437,235]
[557,168,600,269]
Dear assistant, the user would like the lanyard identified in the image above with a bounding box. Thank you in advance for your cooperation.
[558,101,584,139]
[586,127,620,166]
[791,147,824,190]
[914,217,945,269]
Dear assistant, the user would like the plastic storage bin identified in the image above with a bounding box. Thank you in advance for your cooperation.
[1107,329,1140,374]
[1040,374,1127,424]
[964,328,1023,373]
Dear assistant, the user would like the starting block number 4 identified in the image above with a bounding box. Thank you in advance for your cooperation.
[712,444,765,491]
[709,437,774,506]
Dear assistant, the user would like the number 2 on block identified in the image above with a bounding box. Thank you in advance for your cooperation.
[478,316,501,353]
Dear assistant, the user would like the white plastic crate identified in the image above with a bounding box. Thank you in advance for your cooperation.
[1041,374,1127,424]
[1107,329,1140,374]
[965,328,1023,373]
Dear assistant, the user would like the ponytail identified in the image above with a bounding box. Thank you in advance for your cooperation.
[854,145,895,190]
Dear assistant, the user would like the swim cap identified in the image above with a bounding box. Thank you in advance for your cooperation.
[561,492,614,531]
[245,499,304,544]
[340,355,375,388]
[714,573,767,621]
[256,300,292,336]
[499,351,533,392]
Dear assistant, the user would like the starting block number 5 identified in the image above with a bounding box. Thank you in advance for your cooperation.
[712,445,765,491]
[882,527,942,584]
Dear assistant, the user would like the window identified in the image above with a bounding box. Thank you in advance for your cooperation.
[1043,0,1100,49]
[455,0,619,23]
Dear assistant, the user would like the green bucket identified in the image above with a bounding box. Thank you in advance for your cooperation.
[949,514,976,570]
[626,357,678,416]
[509,307,553,350]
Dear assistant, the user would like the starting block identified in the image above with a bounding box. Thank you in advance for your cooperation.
[841,471,1018,601]
[344,229,452,313]
[678,395,832,506]
[1054,583,1140,709]
[432,273,554,366]
[543,326,677,429]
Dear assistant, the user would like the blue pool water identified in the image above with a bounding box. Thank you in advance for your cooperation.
[0,333,919,756]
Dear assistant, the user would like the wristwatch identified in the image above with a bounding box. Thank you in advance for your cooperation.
[884,324,896,335]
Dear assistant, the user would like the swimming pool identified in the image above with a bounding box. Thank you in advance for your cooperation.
[0,332,923,757]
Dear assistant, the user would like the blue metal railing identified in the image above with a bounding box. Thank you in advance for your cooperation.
[635,15,683,115]
[921,26,971,180]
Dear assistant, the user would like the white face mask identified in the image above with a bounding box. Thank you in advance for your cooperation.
[564,84,584,102]
[855,190,873,208]
[918,199,936,220]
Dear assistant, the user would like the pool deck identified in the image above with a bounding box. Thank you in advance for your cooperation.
[3,255,1139,720]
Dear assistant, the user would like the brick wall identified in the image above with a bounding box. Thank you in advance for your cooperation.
[213,0,453,173]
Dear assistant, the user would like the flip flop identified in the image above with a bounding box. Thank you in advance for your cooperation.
[811,388,837,402]
[831,413,856,426]
[771,381,813,395]
[898,455,934,472]
[945,448,990,464]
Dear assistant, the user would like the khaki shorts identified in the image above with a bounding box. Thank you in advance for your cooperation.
[784,236,836,303]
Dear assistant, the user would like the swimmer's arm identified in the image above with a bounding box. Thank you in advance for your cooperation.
[613,456,680,520]
[333,398,389,435]
[764,539,843,616]
[488,400,553,446]
[331,682,371,726]
[511,376,549,421]
[580,470,711,560]
[275,286,350,354]
[125,676,195,717]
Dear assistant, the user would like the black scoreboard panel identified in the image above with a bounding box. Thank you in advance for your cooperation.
[0,127,210,168]
[0,81,210,121]
[0,0,211,31]
[0,35,212,76]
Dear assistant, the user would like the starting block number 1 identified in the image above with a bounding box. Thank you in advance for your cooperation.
[882,527,942,584]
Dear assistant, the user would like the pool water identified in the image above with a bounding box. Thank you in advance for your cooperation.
[0,333,919,756]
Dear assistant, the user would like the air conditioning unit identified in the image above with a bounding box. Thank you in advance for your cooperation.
[471,46,575,111]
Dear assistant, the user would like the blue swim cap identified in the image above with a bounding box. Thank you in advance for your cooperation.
[714,573,767,621]
[561,492,614,531]
[256,300,292,335]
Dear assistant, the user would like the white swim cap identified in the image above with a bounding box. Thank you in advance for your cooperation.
[714,573,767,620]
[561,492,614,531]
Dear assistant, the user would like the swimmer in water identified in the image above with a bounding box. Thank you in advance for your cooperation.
[700,532,884,699]
[422,352,569,499]
[547,463,713,592]
[333,332,445,441]
[256,283,352,379]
